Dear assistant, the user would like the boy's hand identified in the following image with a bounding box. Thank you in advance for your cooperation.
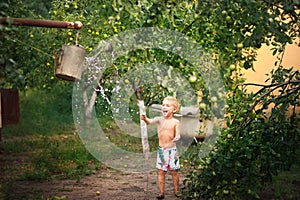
[140,114,146,121]
[173,135,180,142]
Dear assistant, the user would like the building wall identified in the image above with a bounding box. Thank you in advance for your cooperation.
[243,42,300,116]
[244,42,300,92]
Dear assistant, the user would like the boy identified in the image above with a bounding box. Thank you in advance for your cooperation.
[140,96,182,199]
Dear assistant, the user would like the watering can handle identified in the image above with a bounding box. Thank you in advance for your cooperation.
[54,47,64,67]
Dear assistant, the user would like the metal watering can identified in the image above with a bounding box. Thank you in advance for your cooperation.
[55,45,86,81]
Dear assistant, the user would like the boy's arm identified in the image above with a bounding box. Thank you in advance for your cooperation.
[173,120,181,142]
[140,114,155,125]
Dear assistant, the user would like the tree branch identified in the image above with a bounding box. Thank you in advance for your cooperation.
[239,79,299,128]
[268,85,300,104]
[244,80,300,97]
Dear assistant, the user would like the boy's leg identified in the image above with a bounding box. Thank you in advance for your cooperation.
[158,169,166,197]
[170,170,181,196]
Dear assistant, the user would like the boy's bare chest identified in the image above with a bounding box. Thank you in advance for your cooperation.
[158,119,176,133]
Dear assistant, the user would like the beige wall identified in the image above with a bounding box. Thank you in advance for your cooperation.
[244,42,300,92]
[243,42,300,116]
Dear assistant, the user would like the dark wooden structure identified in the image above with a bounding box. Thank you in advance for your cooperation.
[0,17,82,29]
[0,89,20,141]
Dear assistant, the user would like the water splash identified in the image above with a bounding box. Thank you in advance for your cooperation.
[72,27,226,172]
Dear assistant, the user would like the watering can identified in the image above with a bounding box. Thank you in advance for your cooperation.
[55,45,86,81]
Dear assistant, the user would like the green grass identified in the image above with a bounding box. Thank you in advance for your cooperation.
[259,164,300,200]
[1,85,105,173]
[2,128,102,182]
[2,84,74,137]
[0,85,154,182]
[0,85,105,199]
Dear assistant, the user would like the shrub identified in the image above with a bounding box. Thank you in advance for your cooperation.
[182,67,300,199]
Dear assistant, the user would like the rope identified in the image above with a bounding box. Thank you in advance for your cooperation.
[75,30,79,46]
[5,34,53,58]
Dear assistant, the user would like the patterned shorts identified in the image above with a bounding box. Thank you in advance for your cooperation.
[156,146,180,171]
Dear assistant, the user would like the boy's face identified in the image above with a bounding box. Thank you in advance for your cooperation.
[161,99,177,118]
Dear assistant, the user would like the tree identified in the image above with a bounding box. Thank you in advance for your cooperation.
[0,0,57,90]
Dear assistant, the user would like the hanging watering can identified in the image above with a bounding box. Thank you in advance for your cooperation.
[55,45,86,81]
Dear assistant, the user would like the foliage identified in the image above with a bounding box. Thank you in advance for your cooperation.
[182,67,300,199]
[1,0,299,91]
[0,0,56,90]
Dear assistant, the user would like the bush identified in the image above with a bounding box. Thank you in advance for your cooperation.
[182,67,300,199]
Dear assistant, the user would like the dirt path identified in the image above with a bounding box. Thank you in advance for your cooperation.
[8,168,186,200]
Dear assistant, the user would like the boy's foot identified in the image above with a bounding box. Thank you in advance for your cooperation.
[156,194,165,199]
[175,191,182,197]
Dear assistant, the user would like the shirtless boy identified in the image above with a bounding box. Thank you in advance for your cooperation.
[140,96,182,199]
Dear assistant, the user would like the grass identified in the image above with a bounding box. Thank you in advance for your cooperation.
[2,84,74,137]
[0,85,103,199]
[259,164,300,199]
[0,85,156,199]
[1,127,102,181]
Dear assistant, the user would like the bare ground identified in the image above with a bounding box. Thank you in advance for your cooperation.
[1,139,299,200]
[0,134,186,200]
[4,168,186,200]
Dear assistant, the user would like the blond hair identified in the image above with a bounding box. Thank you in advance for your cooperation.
[163,96,180,111]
